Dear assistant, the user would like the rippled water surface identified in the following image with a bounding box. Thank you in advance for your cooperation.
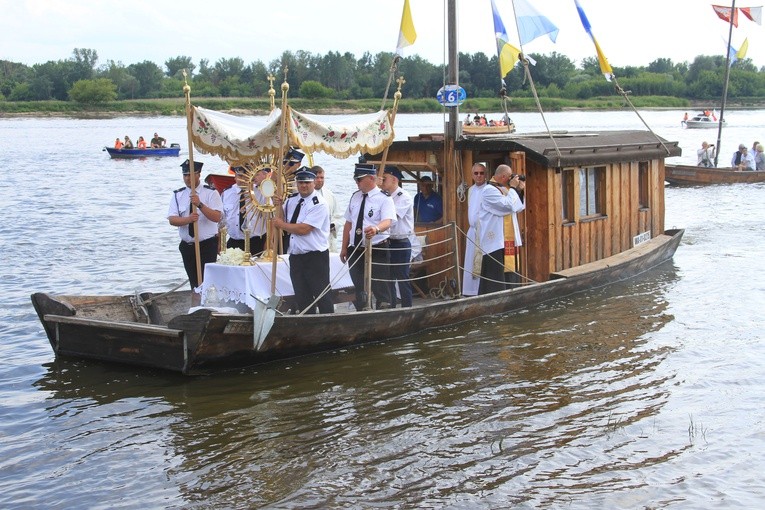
[1,111,765,509]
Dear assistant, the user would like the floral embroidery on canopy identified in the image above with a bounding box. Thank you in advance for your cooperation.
[190,106,395,163]
[289,109,394,158]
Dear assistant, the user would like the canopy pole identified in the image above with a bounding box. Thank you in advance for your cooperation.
[183,70,203,288]
[375,76,405,180]
[272,69,291,294]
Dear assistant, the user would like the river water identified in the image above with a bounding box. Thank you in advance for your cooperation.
[1,110,764,508]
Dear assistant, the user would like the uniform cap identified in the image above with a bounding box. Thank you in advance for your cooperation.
[181,159,204,174]
[294,166,316,182]
[354,163,376,179]
[383,165,403,182]
[283,147,305,164]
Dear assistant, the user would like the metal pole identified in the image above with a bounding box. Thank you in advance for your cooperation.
[714,0,735,167]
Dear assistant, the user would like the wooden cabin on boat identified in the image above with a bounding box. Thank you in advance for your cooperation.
[368,130,681,292]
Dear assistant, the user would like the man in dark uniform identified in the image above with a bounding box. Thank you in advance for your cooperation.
[167,159,223,305]
[273,167,333,314]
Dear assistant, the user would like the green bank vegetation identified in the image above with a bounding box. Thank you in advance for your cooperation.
[1,48,764,116]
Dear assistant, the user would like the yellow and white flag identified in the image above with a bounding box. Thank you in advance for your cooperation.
[396,0,417,56]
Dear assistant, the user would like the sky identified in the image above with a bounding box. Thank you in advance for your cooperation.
[1,0,763,74]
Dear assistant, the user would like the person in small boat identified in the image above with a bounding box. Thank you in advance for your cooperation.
[136,136,147,149]
[221,165,269,255]
[114,137,123,149]
[731,144,754,171]
[478,165,525,295]
[413,176,443,223]
[340,163,396,311]
[754,144,765,171]
[313,166,340,253]
[462,163,488,296]
[682,112,688,127]
[381,166,414,308]
[123,136,134,149]
[151,132,166,148]
[697,141,715,167]
[273,168,334,314]
[168,159,223,305]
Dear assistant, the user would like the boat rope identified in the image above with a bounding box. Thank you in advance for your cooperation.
[611,76,672,156]
[520,56,563,163]
[454,223,538,286]
[292,242,367,316]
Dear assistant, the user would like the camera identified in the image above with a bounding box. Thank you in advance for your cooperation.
[512,174,526,181]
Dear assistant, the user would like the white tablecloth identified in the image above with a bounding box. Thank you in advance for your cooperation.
[199,254,353,310]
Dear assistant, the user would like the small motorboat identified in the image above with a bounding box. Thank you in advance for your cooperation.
[685,112,725,129]
[104,143,181,158]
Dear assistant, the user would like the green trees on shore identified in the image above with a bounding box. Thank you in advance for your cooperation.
[1,47,764,105]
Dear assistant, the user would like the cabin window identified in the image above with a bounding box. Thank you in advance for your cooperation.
[578,166,605,218]
[561,169,575,222]
[638,161,649,209]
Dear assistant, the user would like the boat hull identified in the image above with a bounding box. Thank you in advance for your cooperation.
[462,124,516,135]
[104,145,181,158]
[31,229,684,375]
[665,164,765,185]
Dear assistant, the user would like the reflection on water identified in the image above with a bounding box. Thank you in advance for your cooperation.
[29,266,682,508]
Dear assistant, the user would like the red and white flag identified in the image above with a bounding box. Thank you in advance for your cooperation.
[712,4,739,27]
[740,6,763,25]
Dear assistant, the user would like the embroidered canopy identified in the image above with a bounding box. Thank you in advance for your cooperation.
[191,106,394,164]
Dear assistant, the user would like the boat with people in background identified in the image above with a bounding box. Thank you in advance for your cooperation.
[684,110,725,129]
[104,143,181,159]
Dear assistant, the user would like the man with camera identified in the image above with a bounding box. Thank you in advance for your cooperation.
[697,141,715,167]
[477,164,526,295]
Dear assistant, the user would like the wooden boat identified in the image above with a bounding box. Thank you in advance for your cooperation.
[462,123,516,135]
[104,143,181,158]
[31,3,685,375]
[31,229,682,374]
[32,125,684,374]
[685,112,724,129]
[665,163,765,185]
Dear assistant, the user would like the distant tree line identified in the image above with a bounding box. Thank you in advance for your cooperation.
[1,47,764,104]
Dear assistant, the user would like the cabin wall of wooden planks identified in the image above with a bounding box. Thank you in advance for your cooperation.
[524,158,666,282]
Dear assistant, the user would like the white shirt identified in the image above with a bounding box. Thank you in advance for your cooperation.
[221,183,267,239]
[168,183,222,243]
[316,185,340,252]
[389,187,414,239]
[478,183,525,253]
[283,191,330,254]
[344,187,396,246]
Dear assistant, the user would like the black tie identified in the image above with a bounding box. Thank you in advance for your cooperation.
[353,193,368,246]
[239,193,246,231]
[289,197,304,224]
[188,201,195,237]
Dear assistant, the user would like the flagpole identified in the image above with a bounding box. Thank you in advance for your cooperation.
[714,0,736,168]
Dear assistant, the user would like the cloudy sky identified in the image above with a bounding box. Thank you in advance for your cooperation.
[1,0,761,72]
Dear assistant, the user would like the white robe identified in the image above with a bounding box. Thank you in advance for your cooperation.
[478,183,525,253]
[462,183,486,296]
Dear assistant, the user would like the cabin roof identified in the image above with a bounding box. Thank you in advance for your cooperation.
[391,130,682,168]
